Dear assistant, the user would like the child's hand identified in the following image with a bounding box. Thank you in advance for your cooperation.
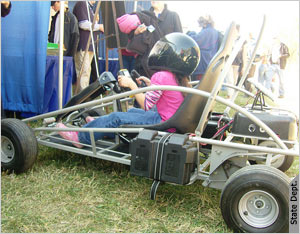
[136,76,150,86]
[134,24,147,35]
[118,75,137,90]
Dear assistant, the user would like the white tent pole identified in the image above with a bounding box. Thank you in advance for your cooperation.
[134,1,138,11]
[58,1,65,109]
[86,0,100,79]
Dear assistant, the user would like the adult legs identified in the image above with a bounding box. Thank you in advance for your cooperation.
[244,64,256,93]
[267,64,284,96]
[74,50,94,93]
[275,65,285,97]
[90,57,98,84]
[122,55,136,73]
[264,66,275,91]
[258,63,267,85]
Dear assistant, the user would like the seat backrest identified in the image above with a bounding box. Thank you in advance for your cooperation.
[146,22,237,133]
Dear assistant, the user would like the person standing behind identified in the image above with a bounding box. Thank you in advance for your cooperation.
[187,15,221,81]
[132,1,182,77]
[270,36,289,98]
[149,1,182,36]
[239,32,260,94]
[48,1,79,57]
[224,24,247,98]
[73,1,104,93]
[122,49,136,73]
[1,1,11,17]
[258,53,276,92]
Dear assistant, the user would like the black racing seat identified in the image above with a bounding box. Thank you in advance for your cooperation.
[122,22,237,134]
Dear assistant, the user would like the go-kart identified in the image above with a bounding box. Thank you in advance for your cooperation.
[1,19,299,233]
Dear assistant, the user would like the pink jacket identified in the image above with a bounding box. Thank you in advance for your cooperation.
[116,14,141,34]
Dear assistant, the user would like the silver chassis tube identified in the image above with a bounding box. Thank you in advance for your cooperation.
[31,83,300,175]
[189,80,255,98]
[26,85,292,150]
[37,135,132,165]
[31,85,298,187]
[35,124,299,158]
[65,97,133,123]
[221,83,255,98]
[227,132,298,146]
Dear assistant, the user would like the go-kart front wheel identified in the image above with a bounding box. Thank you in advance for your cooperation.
[1,118,38,174]
[220,165,290,233]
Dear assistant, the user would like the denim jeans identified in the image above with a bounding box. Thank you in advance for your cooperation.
[78,108,161,144]
[122,55,135,73]
[258,64,274,91]
[258,64,283,94]
[274,65,284,96]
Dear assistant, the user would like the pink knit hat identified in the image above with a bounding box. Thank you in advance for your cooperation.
[117,14,141,34]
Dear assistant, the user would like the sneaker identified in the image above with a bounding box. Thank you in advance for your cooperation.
[85,116,95,123]
[278,95,285,99]
[56,123,83,148]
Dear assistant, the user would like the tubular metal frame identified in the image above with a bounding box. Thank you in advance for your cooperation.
[23,16,299,190]
[28,81,299,190]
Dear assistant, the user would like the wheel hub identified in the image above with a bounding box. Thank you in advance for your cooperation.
[239,190,279,228]
[1,136,15,163]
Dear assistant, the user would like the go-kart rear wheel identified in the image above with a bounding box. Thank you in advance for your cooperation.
[1,118,38,174]
[250,140,294,172]
[220,165,290,233]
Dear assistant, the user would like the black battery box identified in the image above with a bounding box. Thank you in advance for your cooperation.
[202,112,231,139]
[130,130,198,185]
[231,109,297,141]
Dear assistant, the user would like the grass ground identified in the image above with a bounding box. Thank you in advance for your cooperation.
[1,91,299,233]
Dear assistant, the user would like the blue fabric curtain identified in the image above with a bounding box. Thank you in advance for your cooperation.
[136,1,152,12]
[1,1,50,115]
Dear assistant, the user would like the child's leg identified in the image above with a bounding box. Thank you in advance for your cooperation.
[78,110,161,145]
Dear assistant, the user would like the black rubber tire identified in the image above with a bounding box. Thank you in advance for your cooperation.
[276,154,295,172]
[1,118,38,174]
[220,165,290,233]
[249,141,294,172]
[250,155,295,172]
